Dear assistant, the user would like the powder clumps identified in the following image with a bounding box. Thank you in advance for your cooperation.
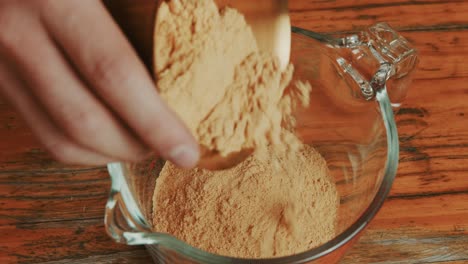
[154,0,311,156]
[152,144,339,258]
[151,0,339,259]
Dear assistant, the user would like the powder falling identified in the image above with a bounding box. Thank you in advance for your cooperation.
[152,144,339,258]
[151,0,338,258]
[154,0,311,156]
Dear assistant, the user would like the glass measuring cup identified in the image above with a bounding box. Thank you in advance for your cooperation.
[104,4,418,262]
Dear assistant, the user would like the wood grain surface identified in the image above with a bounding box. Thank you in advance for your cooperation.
[1,0,467,263]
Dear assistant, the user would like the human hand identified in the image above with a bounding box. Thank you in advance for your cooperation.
[0,1,199,167]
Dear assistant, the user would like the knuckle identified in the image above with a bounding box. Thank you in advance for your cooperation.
[0,13,17,49]
[46,140,77,164]
[37,0,55,10]
[138,122,160,144]
[137,121,174,151]
[67,109,101,140]
[91,53,131,89]
[0,3,37,53]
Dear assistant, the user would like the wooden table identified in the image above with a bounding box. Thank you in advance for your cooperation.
[1,1,467,263]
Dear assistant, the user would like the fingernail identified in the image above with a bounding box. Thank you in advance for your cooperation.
[168,145,200,168]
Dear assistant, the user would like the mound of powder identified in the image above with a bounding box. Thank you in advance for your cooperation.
[154,0,311,156]
[152,144,339,258]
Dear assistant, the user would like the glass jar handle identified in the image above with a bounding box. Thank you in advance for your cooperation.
[293,23,419,105]
[337,23,418,105]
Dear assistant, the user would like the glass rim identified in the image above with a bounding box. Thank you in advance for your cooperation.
[105,27,400,264]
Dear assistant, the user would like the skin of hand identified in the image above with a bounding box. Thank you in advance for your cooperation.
[0,1,200,168]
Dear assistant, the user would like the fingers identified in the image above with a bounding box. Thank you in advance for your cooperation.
[1,10,148,163]
[40,1,200,168]
[0,60,113,166]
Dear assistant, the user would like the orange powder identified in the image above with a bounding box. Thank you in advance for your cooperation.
[154,0,310,156]
[152,144,339,258]
[151,0,339,258]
